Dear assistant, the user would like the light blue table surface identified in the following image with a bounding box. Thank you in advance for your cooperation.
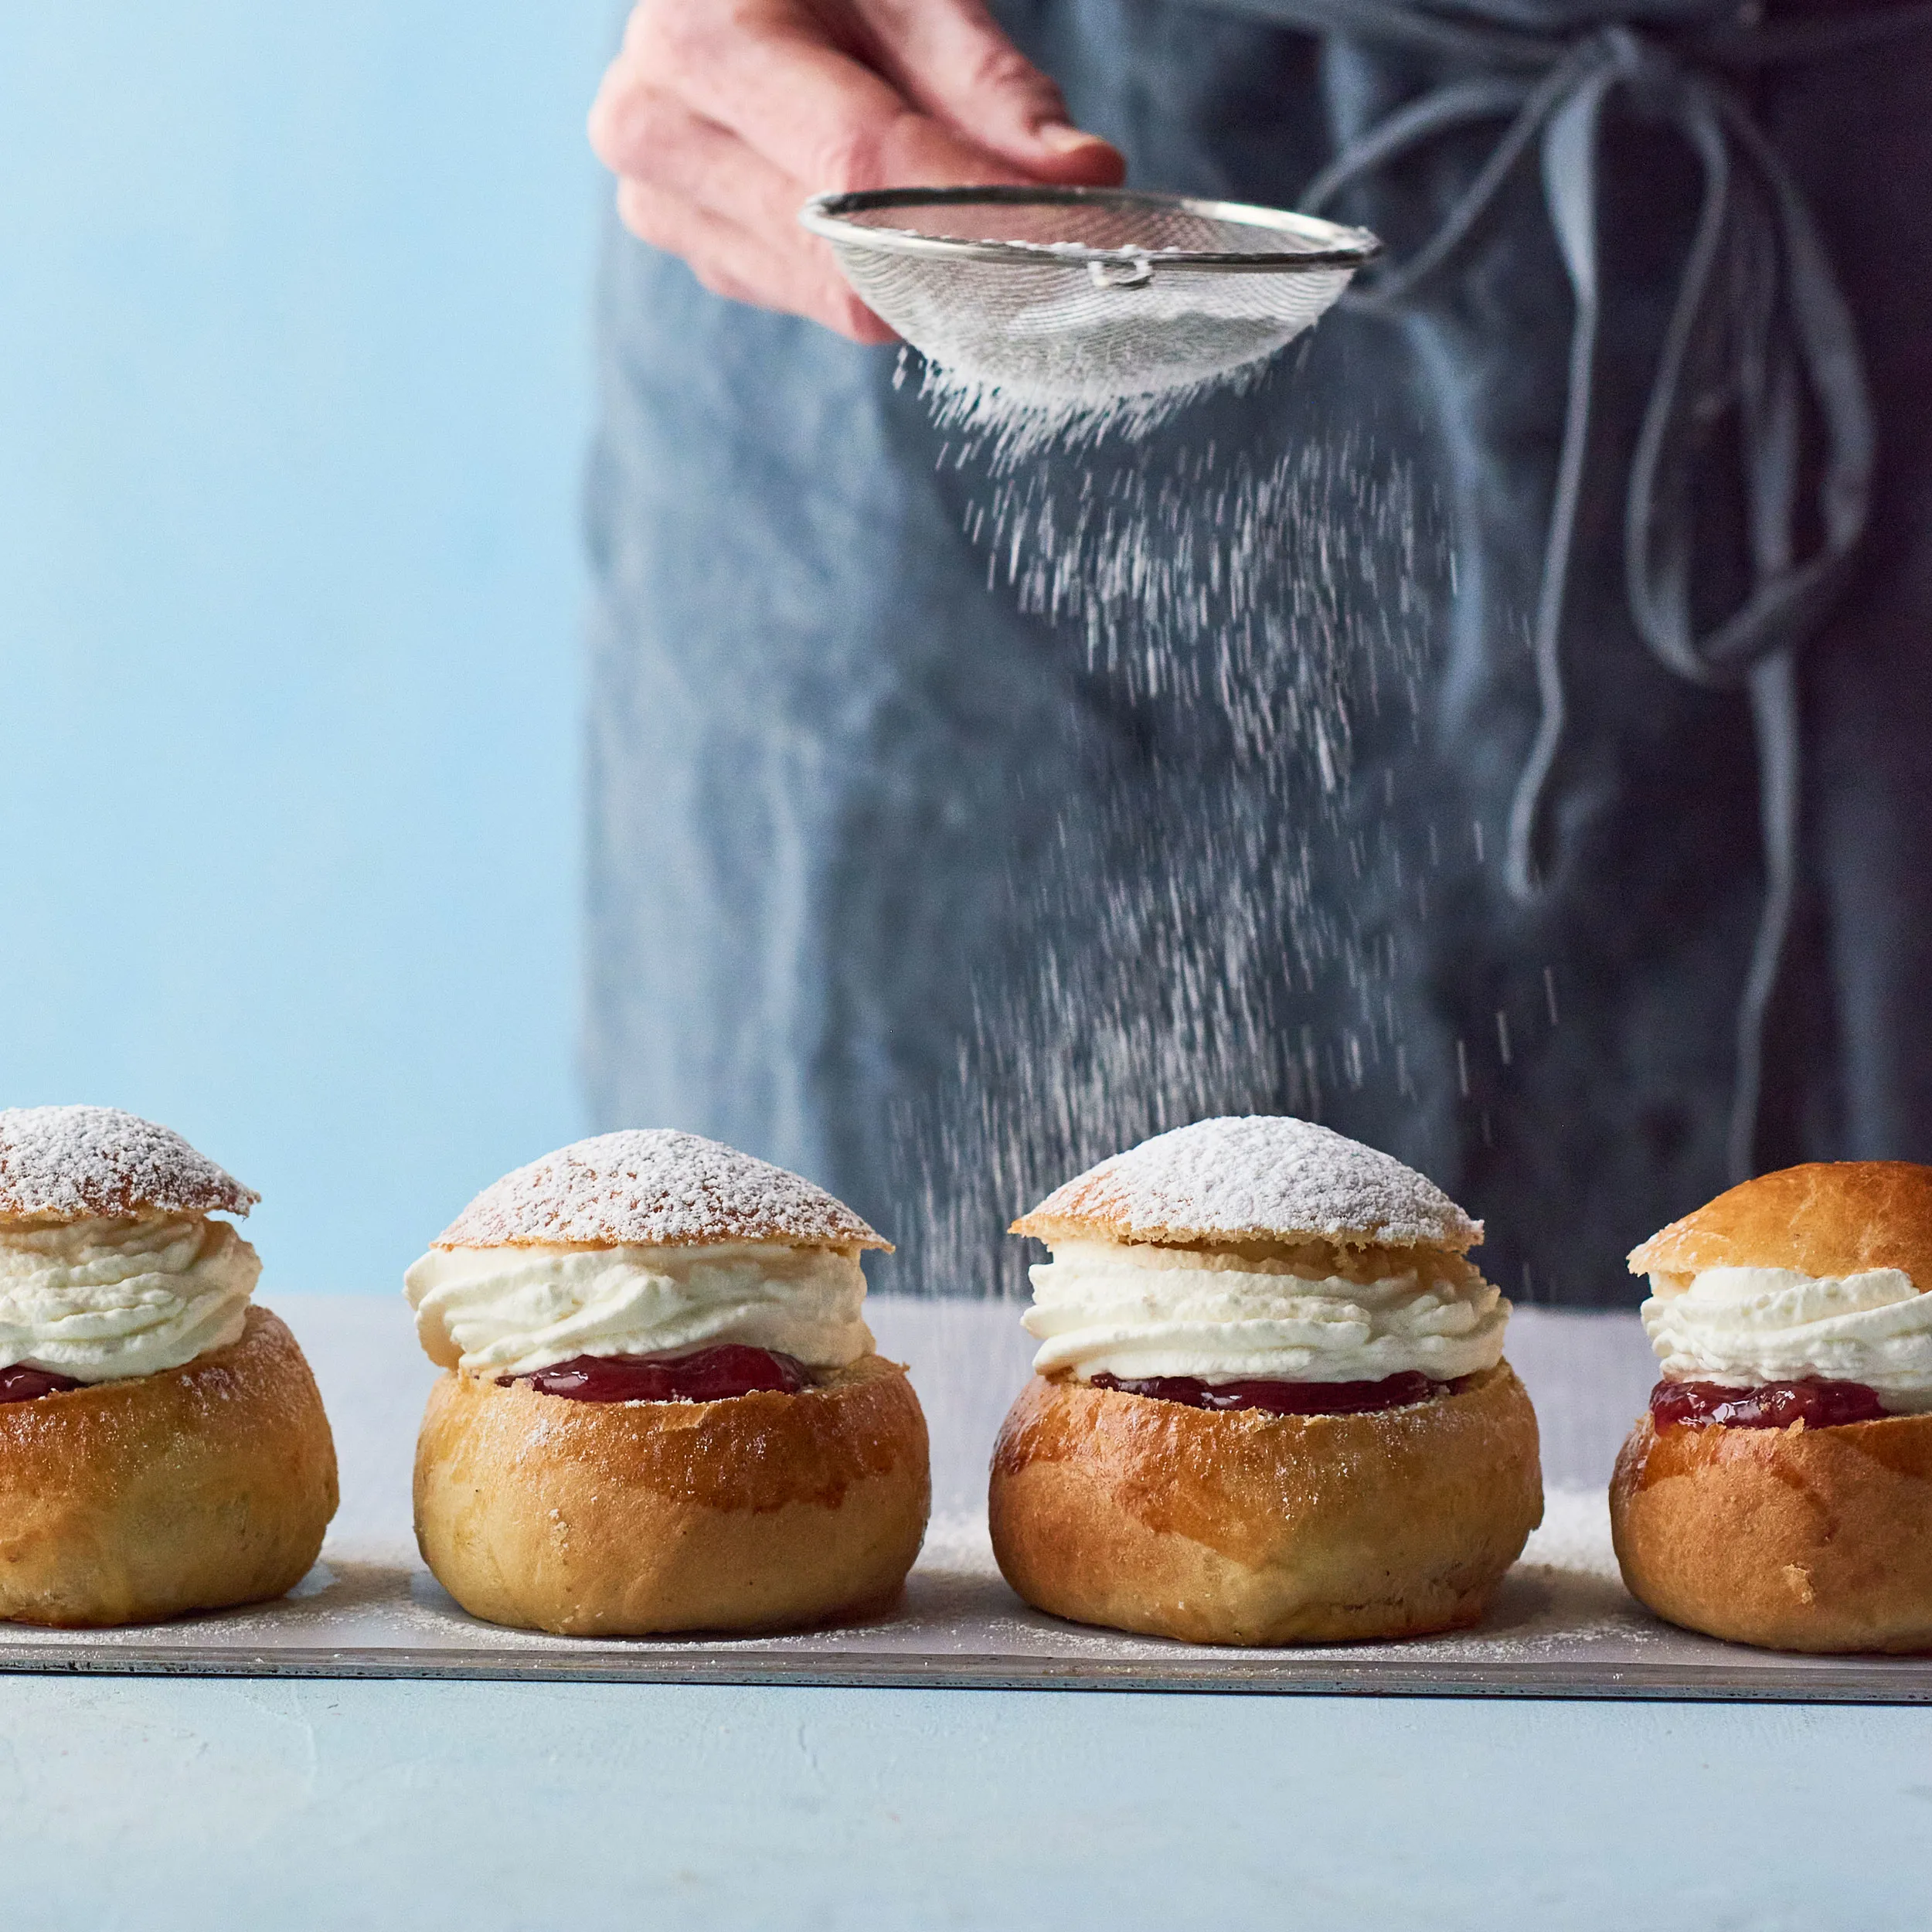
[5,1298,1927,1929]
[3,1678,1925,1929]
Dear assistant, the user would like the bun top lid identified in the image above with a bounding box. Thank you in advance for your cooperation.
[433,1129,889,1253]
[1010,1116,1481,1252]
[1630,1160,1932,1286]
[0,1106,257,1225]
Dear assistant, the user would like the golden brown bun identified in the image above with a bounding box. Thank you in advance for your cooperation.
[1611,1410,1932,1652]
[1629,1161,1932,1285]
[988,1362,1542,1645]
[433,1128,887,1253]
[0,1307,338,1628]
[414,1352,930,1635]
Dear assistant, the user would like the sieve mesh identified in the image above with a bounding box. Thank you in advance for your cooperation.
[800,187,1380,406]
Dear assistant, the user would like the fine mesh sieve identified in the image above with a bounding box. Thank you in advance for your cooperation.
[800,185,1381,405]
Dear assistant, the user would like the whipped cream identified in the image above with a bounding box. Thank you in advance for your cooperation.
[0,1213,257,1383]
[1644,1265,1932,1412]
[1022,1239,1509,1385]
[403,1240,874,1379]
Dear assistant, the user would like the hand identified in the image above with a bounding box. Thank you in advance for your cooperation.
[589,0,1125,342]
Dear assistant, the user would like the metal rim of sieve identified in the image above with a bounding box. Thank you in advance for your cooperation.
[798,185,1382,277]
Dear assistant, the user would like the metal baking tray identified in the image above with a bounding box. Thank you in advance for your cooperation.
[2,1500,1928,1702]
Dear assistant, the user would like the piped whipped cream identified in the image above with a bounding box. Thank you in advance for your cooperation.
[1022,1239,1509,1385]
[403,1240,874,1379]
[0,1213,257,1383]
[1643,1266,1932,1412]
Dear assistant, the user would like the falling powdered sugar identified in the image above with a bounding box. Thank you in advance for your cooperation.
[885,349,1451,1296]
[912,353,1270,467]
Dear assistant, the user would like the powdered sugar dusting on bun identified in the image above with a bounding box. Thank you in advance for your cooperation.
[1011,1116,1480,1251]
[0,1105,257,1224]
[434,1129,889,1253]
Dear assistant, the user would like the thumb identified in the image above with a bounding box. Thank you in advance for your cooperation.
[872,0,1124,184]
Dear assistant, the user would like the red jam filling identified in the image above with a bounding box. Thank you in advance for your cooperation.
[0,1365,84,1404]
[1089,1369,1440,1416]
[1649,1377,1889,1430]
[500,1344,811,1403]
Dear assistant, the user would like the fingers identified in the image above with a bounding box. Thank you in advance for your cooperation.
[590,0,1125,341]
[594,73,895,343]
[854,0,1124,185]
[614,177,893,342]
[595,78,805,244]
[652,3,1044,196]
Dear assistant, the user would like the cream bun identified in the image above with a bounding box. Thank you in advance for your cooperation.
[1613,1161,1932,1651]
[0,1106,337,1625]
[990,1116,1542,1644]
[404,1129,930,1635]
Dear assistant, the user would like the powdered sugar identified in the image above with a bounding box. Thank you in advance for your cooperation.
[1013,1115,1478,1250]
[0,1105,257,1223]
[914,357,1253,466]
[434,1129,889,1253]
[880,328,1456,1298]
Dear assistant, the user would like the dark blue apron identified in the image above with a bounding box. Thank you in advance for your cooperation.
[583,0,1932,1302]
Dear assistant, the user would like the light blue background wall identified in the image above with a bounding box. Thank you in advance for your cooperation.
[0,4,619,1287]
